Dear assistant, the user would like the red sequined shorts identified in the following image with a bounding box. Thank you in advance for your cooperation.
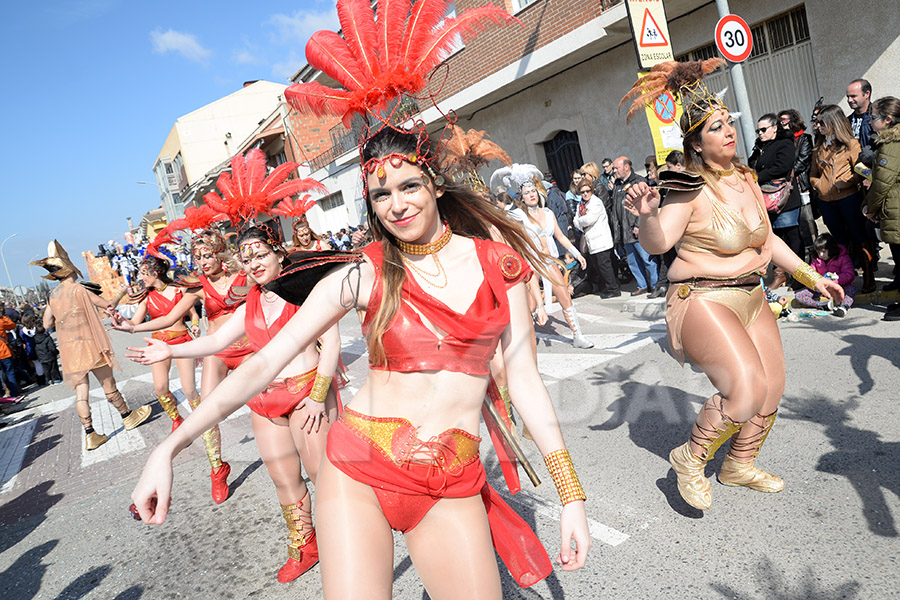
[152,329,192,345]
[214,336,253,371]
[247,367,316,419]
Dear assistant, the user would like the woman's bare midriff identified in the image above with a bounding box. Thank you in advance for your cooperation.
[667,247,770,281]
[348,370,490,439]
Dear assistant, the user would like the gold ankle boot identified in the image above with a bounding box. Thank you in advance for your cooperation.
[718,456,784,492]
[670,394,743,510]
[122,405,152,430]
[718,412,784,493]
[669,442,712,510]
[85,431,108,451]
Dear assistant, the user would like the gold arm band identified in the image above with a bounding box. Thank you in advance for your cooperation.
[191,319,199,326]
[544,449,586,505]
[309,374,332,404]
[792,262,823,291]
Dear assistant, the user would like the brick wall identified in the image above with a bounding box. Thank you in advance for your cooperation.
[435,0,608,103]
[285,108,341,165]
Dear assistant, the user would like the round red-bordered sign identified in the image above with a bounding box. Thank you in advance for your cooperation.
[715,14,753,63]
[654,92,677,124]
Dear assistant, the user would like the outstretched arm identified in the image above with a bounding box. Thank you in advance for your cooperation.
[115,292,200,333]
[501,281,590,570]
[770,234,844,303]
[131,261,367,524]
[127,303,247,361]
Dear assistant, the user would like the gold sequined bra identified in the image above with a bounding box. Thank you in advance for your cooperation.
[679,190,767,255]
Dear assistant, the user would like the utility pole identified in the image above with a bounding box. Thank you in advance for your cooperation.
[714,0,756,158]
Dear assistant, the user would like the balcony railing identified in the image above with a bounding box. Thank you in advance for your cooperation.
[308,97,420,172]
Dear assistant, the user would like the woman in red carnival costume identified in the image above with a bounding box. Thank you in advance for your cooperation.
[113,209,248,504]
[280,197,334,252]
[621,59,844,510]
[127,150,340,583]
[119,248,202,433]
[130,1,589,596]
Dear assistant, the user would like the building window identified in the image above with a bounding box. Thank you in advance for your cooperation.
[165,163,174,174]
[511,0,538,12]
[172,192,181,204]
[675,4,810,63]
[319,191,344,212]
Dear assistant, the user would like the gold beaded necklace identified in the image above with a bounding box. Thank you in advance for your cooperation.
[710,165,736,177]
[398,223,452,288]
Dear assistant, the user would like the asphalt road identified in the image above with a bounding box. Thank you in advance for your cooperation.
[0,280,897,599]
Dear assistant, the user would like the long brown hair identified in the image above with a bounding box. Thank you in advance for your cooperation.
[681,104,754,199]
[872,96,900,129]
[362,127,551,366]
[812,104,855,151]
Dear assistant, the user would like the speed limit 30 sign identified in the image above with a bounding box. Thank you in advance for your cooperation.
[715,14,753,62]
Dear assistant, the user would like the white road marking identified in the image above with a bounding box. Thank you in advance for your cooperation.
[0,420,37,494]
[498,489,630,547]
[81,398,147,468]
[536,354,617,380]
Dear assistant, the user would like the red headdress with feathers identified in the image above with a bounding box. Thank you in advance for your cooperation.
[286,0,517,128]
[167,205,229,236]
[145,226,176,259]
[271,195,318,220]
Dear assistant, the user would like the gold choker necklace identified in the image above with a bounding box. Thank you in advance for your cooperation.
[710,165,736,177]
[397,223,452,255]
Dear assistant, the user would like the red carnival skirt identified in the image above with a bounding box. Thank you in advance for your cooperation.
[327,408,553,588]
[152,329,192,345]
[215,335,253,371]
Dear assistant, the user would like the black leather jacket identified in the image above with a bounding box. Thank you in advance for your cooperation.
[792,132,813,193]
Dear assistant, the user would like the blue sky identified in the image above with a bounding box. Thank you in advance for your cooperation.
[0,0,339,293]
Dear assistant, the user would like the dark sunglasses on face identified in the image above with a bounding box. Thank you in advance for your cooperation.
[579,189,592,195]
[756,125,773,134]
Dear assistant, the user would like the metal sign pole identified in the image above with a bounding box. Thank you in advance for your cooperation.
[715,0,756,159]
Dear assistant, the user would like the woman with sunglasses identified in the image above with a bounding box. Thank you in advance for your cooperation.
[573,179,619,299]
[867,96,900,304]
[749,113,803,289]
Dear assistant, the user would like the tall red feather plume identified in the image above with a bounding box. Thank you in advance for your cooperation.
[202,149,325,225]
[337,0,380,80]
[286,0,516,124]
[167,205,229,234]
[376,0,411,70]
[146,226,175,258]
[271,195,318,219]
[306,31,369,90]
[399,0,450,67]
[410,6,517,74]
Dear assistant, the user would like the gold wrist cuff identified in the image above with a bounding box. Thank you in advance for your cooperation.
[792,262,823,290]
[310,374,332,404]
[544,449,586,505]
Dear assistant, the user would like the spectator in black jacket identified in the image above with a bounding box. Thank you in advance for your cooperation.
[612,157,658,295]
[749,113,803,289]
[779,109,817,261]
[33,325,62,384]
[543,172,573,254]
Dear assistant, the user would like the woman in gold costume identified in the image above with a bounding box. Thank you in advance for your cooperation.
[621,60,844,510]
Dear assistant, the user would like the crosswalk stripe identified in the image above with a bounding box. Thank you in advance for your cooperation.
[0,420,37,494]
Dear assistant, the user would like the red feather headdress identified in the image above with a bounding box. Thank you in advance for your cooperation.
[145,226,176,259]
[271,195,318,220]
[285,0,518,127]
[202,149,327,227]
[167,205,229,236]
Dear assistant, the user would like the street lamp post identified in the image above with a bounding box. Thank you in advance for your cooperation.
[1,233,22,305]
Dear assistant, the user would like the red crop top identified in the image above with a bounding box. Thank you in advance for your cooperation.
[147,289,184,320]
[361,238,532,376]
[201,272,248,321]
[244,285,300,353]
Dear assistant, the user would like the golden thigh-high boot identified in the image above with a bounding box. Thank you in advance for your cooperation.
[77,398,108,451]
[187,394,230,504]
[718,411,784,493]
[106,390,151,430]
[157,392,184,432]
[277,491,318,583]
[669,394,743,510]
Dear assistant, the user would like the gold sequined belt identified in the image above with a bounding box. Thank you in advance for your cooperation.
[674,272,763,298]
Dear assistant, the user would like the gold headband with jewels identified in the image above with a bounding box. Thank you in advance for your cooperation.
[363,152,420,179]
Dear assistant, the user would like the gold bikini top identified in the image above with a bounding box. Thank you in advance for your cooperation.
[679,188,768,255]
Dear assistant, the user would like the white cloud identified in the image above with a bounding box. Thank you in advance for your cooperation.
[266,7,339,47]
[150,29,212,64]
[233,49,262,65]
[271,50,305,82]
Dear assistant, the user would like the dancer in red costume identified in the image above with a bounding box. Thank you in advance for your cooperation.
[113,215,246,504]
[131,1,588,597]
[126,150,338,584]
[118,251,201,433]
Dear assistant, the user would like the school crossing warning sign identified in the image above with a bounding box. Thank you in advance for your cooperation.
[626,0,674,69]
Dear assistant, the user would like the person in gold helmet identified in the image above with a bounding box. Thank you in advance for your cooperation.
[31,240,151,450]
